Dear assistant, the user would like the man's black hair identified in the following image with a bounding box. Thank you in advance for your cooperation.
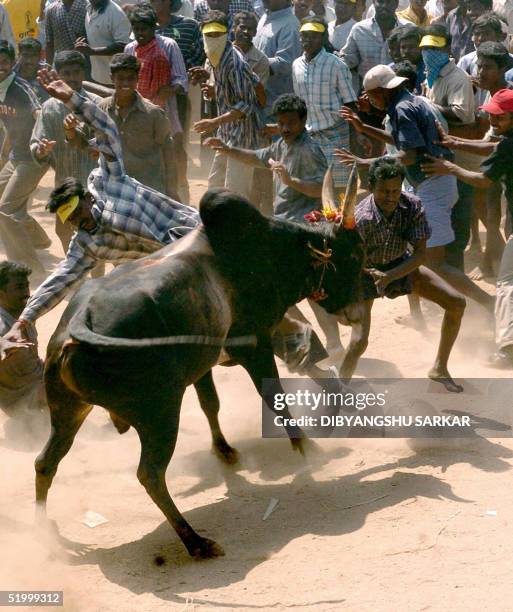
[0,261,31,290]
[392,23,421,44]
[18,37,42,53]
[47,178,86,214]
[0,40,15,61]
[476,40,511,70]
[472,11,507,36]
[368,156,406,188]
[392,60,417,91]
[109,52,140,74]
[233,10,258,28]
[202,10,229,28]
[128,4,158,26]
[422,23,452,47]
[54,50,87,72]
[471,0,493,9]
[272,93,308,119]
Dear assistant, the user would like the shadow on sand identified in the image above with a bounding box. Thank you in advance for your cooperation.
[39,433,512,608]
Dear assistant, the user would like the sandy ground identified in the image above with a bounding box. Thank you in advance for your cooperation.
[1,163,513,612]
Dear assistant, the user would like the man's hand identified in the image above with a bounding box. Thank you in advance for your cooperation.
[421,154,455,177]
[63,112,80,131]
[74,37,93,55]
[188,66,210,85]
[433,120,459,149]
[333,147,368,167]
[269,159,291,185]
[154,84,174,108]
[339,105,364,132]
[37,68,74,102]
[357,93,372,114]
[0,322,33,360]
[203,137,229,153]
[193,117,219,135]
[35,137,56,159]
[200,82,215,100]
[365,268,391,297]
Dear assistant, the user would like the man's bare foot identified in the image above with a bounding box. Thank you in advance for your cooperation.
[394,313,428,331]
[468,265,495,281]
[428,367,463,393]
[466,241,482,255]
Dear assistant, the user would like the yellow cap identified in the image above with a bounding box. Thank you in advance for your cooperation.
[57,195,80,224]
[300,22,326,33]
[201,22,228,34]
[419,34,448,48]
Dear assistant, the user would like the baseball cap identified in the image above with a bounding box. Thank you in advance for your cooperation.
[419,34,447,48]
[480,89,513,115]
[363,65,408,91]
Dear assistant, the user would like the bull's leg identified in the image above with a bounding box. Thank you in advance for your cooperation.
[35,400,92,520]
[194,370,239,465]
[135,398,224,559]
[229,338,306,454]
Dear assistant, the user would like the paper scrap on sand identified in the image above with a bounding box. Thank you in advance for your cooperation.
[82,510,109,528]
[485,510,498,517]
[262,498,279,521]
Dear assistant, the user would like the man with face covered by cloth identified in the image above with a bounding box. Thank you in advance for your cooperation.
[191,11,264,201]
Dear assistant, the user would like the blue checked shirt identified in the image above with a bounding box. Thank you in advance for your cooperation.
[21,93,200,323]
[292,49,356,132]
[355,192,431,267]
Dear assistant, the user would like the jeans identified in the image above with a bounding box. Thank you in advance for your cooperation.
[0,160,48,275]
[208,151,254,201]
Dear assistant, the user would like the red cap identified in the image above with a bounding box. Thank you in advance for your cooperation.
[480,89,513,115]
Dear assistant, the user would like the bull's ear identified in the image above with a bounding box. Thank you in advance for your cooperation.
[322,164,338,213]
[341,163,358,230]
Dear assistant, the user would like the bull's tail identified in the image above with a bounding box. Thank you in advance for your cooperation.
[68,311,257,349]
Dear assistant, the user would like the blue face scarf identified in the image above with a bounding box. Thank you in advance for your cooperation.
[422,49,449,88]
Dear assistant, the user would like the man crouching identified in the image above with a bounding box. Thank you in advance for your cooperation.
[340,157,466,393]
[0,262,46,438]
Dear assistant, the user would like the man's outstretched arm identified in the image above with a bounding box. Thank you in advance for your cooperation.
[37,68,124,170]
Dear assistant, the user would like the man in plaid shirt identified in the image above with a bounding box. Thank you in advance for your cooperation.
[3,69,199,347]
[340,156,467,393]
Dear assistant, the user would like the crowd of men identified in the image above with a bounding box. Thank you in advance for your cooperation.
[0,0,513,424]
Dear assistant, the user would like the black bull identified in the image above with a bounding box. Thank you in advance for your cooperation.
[35,189,365,558]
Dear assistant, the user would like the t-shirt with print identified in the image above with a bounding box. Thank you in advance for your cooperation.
[0,76,40,162]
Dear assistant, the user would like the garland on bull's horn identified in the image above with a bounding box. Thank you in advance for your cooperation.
[304,163,358,302]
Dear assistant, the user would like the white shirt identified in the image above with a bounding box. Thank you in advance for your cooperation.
[85,0,132,85]
[328,18,356,51]
[494,0,513,36]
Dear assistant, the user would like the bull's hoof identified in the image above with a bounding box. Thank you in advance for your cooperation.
[190,537,225,559]
[213,441,240,465]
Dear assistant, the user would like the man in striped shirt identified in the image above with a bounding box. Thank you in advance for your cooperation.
[192,11,264,200]
[2,68,199,346]
[292,16,356,190]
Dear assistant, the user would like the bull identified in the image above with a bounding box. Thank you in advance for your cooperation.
[35,171,364,559]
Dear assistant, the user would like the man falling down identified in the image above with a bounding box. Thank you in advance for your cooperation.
[1,69,327,376]
[0,68,199,350]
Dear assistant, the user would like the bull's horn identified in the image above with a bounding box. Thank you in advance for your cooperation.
[321,164,337,211]
[341,163,358,230]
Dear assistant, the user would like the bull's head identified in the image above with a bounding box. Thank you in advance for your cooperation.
[305,163,365,323]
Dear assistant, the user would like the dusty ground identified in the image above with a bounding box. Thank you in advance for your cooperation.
[1,161,513,612]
